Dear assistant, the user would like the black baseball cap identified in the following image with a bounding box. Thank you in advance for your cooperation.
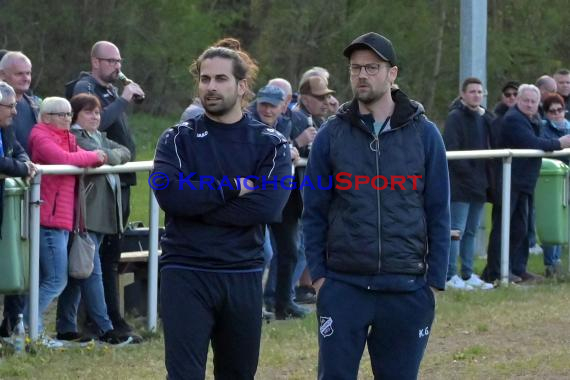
[501,81,520,93]
[343,32,397,66]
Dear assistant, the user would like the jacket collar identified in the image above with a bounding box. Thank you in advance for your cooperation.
[336,88,424,133]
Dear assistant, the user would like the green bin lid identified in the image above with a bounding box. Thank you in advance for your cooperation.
[540,158,569,176]
[3,177,28,195]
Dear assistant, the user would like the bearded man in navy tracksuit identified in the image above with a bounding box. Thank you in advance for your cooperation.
[303,33,450,380]
[152,46,291,380]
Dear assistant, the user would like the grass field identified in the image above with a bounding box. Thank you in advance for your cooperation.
[1,255,570,379]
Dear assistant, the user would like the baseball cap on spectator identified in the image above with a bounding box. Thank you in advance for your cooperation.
[256,85,285,106]
[299,76,335,96]
[502,81,520,93]
[343,32,397,67]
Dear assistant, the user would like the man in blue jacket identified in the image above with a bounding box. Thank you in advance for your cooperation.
[482,84,570,283]
[303,32,450,379]
[152,46,291,380]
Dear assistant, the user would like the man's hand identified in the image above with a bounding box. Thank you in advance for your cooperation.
[313,278,325,296]
[25,161,38,179]
[560,135,570,149]
[236,177,255,196]
[328,95,340,114]
[294,127,317,148]
[290,146,300,162]
[121,82,145,103]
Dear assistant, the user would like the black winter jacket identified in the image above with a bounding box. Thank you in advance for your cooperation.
[443,102,493,202]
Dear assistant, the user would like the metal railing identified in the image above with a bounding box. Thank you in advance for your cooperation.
[23,148,570,340]
[27,161,156,340]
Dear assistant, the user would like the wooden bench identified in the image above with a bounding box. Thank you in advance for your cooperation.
[118,250,161,317]
[119,250,161,264]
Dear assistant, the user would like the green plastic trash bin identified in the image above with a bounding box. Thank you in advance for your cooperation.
[535,158,569,245]
[0,178,29,294]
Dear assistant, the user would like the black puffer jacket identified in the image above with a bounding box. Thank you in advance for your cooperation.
[303,89,450,289]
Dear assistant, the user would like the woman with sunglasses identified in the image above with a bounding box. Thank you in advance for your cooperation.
[539,93,570,278]
[24,97,106,348]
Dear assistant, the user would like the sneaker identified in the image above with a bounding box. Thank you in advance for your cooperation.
[40,336,66,349]
[56,331,93,343]
[529,244,543,256]
[112,318,134,335]
[262,308,275,321]
[294,286,317,304]
[275,302,310,320]
[463,274,494,290]
[445,275,474,290]
[518,271,544,284]
[99,329,133,346]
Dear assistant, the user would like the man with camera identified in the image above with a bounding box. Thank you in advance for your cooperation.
[67,40,144,339]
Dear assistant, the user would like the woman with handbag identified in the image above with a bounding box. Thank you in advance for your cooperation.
[24,97,106,348]
[55,93,132,345]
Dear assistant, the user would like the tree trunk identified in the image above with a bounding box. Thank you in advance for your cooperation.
[425,2,447,114]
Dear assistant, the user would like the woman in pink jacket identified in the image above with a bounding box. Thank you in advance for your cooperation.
[24,97,106,348]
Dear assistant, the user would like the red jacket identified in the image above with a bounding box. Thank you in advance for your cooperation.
[29,122,103,231]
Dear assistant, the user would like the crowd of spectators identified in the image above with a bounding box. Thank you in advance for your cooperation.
[0,39,569,351]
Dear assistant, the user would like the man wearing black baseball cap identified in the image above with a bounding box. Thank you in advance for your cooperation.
[303,32,450,379]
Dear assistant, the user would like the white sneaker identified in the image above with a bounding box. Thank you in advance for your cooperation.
[464,274,494,290]
[529,244,543,256]
[446,275,474,290]
[40,336,66,349]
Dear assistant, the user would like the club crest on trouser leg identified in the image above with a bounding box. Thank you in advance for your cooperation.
[319,316,334,338]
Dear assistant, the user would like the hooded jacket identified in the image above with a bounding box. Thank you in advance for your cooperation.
[303,89,450,291]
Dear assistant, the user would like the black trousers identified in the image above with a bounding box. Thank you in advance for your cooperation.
[161,268,262,380]
[270,188,302,310]
[482,190,530,281]
[100,185,130,323]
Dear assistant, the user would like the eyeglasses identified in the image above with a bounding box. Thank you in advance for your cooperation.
[349,63,384,76]
[97,57,123,65]
[0,103,17,110]
[503,91,517,98]
[548,107,565,114]
[48,112,73,118]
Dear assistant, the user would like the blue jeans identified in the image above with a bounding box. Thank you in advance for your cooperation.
[448,202,485,280]
[24,227,69,333]
[543,245,561,266]
[56,232,113,334]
